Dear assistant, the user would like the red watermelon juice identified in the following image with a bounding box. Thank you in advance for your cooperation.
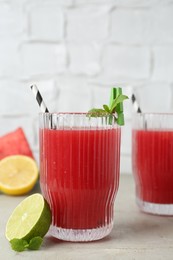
[132,129,173,204]
[40,127,121,234]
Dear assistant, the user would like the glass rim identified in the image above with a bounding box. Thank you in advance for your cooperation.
[39,112,117,117]
[39,112,120,128]
[39,112,88,115]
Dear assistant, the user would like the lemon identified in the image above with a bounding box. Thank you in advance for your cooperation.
[0,155,38,195]
[5,193,52,242]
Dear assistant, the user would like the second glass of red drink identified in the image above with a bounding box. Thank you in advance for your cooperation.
[132,113,173,215]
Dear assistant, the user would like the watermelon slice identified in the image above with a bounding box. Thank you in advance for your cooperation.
[0,128,34,160]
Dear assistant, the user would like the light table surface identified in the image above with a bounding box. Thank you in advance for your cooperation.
[1,175,173,260]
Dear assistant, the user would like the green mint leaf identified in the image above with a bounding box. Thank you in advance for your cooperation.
[87,88,128,126]
[103,104,110,113]
[88,108,106,113]
[28,236,43,250]
[110,94,128,113]
[10,238,29,252]
[88,108,108,117]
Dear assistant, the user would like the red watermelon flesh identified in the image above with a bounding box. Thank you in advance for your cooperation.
[0,128,34,160]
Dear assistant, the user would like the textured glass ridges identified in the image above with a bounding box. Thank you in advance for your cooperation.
[39,113,121,241]
[49,223,113,242]
[137,198,173,216]
[132,113,173,216]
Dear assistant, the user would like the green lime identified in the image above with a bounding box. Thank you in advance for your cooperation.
[5,193,52,242]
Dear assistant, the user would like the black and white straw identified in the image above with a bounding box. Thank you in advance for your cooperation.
[30,84,49,113]
[131,94,142,113]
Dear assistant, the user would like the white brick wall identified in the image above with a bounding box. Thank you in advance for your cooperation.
[0,40,20,77]
[0,0,173,174]
[110,9,150,44]
[67,6,110,42]
[20,43,67,78]
[111,6,173,45]
[0,3,27,37]
[68,43,101,75]
[102,45,150,80]
[29,4,64,41]
[152,47,173,82]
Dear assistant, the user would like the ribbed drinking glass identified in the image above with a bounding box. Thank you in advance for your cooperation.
[132,113,173,215]
[39,112,121,241]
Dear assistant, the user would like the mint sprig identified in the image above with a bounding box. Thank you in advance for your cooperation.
[10,238,28,252]
[88,93,128,125]
[28,236,43,250]
[10,236,43,252]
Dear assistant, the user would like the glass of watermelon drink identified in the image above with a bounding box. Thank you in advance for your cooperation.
[39,112,121,241]
[132,113,173,215]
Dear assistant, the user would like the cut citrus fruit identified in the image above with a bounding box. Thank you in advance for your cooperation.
[5,193,52,242]
[0,155,38,195]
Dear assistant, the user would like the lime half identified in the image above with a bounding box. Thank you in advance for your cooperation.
[5,193,52,242]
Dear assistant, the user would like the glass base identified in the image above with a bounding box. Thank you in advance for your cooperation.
[136,197,173,216]
[49,222,113,242]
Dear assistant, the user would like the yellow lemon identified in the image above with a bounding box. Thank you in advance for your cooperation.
[0,155,38,195]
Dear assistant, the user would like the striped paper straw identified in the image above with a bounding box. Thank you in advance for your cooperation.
[30,84,49,113]
[131,94,142,113]
[131,93,147,129]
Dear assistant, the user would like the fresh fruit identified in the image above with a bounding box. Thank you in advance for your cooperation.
[0,155,38,195]
[9,236,44,251]
[0,128,34,160]
[5,193,52,245]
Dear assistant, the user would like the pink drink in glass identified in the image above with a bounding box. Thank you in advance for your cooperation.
[39,113,121,241]
[132,113,173,215]
[133,129,173,204]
